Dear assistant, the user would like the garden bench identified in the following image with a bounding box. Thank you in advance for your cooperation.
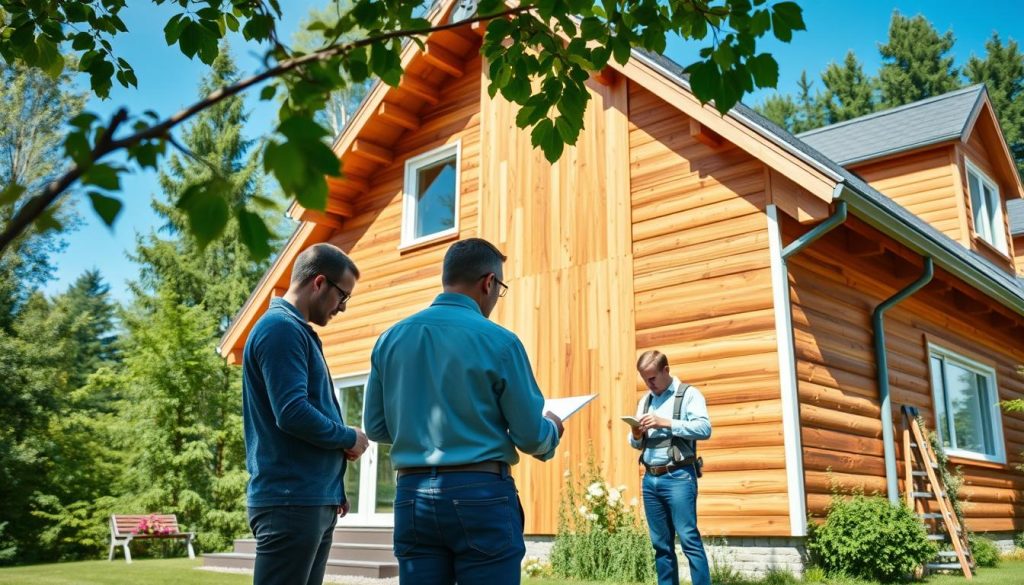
[108,514,195,563]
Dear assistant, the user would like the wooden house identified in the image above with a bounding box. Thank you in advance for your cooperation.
[209,0,1024,575]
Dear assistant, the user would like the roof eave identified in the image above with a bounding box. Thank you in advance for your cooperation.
[837,185,1024,317]
[836,135,961,167]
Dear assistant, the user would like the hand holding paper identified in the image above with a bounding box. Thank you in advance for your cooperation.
[542,394,597,422]
[620,415,641,428]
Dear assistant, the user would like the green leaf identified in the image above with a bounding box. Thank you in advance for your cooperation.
[772,2,806,33]
[749,9,771,36]
[295,177,328,211]
[71,32,94,51]
[265,141,306,190]
[64,132,92,166]
[81,164,120,190]
[87,191,123,227]
[748,53,779,88]
[237,208,273,260]
[259,84,277,100]
[177,183,230,247]
[36,35,63,78]
[278,116,330,142]
[179,20,199,58]
[0,184,26,206]
[164,14,186,45]
[611,34,631,66]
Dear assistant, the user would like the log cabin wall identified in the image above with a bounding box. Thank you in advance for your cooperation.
[627,82,791,536]
[785,215,1024,533]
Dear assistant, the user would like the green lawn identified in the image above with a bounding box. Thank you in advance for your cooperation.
[0,558,1020,585]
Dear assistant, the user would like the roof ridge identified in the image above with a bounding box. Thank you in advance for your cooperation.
[797,84,985,137]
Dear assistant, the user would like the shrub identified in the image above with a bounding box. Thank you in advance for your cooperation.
[968,534,1000,568]
[801,566,826,583]
[549,456,654,582]
[806,494,936,583]
[1014,531,1024,550]
[763,567,799,585]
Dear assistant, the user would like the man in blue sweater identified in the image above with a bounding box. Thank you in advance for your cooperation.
[364,238,564,585]
[243,243,369,585]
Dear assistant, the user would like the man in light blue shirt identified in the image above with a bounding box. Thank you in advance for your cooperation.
[364,237,563,585]
[629,350,712,585]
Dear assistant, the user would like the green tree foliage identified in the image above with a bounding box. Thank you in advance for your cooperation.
[110,45,281,553]
[758,70,823,133]
[0,0,806,257]
[878,12,961,107]
[820,51,876,124]
[965,34,1024,180]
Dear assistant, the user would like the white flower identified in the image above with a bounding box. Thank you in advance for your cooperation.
[618,484,627,493]
[630,497,639,507]
[587,482,604,498]
[607,488,622,505]
[563,469,571,478]
[578,505,588,515]
[586,513,599,522]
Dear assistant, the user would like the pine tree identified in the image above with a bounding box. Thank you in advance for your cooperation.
[754,71,825,134]
[965,34,1024,180]
[821,51,877,124]
[118,43,283,552]
[878,12,961,107]
[756,93,800,131]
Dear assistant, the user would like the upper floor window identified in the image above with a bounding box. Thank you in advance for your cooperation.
[401,142,460,247]
[966,161,1007,255]
[928,344,1005,463]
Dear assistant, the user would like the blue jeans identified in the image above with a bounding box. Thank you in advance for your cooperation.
[248,505,338,585]
[393,470,526,585]
[642,465,711,585]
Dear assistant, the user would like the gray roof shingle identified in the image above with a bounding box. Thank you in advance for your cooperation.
[796,85,986,166]
[631,50,1024,310]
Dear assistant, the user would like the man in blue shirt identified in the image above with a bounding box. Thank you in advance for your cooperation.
[243,243,370,585]
[364,237,564,585]
[629,350,712,585]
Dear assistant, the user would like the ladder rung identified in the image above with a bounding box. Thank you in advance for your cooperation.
[912,491,944,499]
[927,563,967,570]
[917,513,943,519]
[912,470,929,477]
[927,534,948,541]
[936,550,971,558]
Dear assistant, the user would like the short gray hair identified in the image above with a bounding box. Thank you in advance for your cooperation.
[290,243,360,285]
[442,238,506,286]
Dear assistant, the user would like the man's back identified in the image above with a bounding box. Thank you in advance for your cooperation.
[364,292,558,468]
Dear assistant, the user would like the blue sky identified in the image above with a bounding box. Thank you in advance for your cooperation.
[43,0,1024,301]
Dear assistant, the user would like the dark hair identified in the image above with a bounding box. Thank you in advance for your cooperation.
[636,350,669,372]
[290,243,360,285]
[442,238,507,286]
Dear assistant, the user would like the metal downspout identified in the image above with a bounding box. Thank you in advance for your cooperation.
[873,257,934,504]
[782,201,848,260]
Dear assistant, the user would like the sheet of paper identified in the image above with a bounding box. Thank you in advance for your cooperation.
[543,394,597,422]
[620,415,641,428]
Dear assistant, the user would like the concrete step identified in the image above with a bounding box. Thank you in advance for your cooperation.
[333,526,394,546]
[231,538,396,562]
[203,552,398,579]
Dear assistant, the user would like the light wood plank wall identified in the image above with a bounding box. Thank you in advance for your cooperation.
[627,82,791,536]
[850,146,967,245]
[785,218,1024,533]
[317,59,484,378]
[476,69,640,535]
[957,127,1018,271]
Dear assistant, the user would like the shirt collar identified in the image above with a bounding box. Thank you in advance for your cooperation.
[650,376,681,401]
[270,297,312,330]
[431,292,483,316]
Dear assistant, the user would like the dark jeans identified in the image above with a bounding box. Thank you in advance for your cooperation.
[248,505,338,585]
[642,464,711,585]
[393,470,526,585]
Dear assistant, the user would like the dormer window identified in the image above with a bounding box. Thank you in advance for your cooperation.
[966,161,1007,254]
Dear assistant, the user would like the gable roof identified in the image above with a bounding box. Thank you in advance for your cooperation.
[1010,198,1024,237]
[796,85,986,166]
[631,51,1024,314]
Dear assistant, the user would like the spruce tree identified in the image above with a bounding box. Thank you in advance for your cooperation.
[878,12,961,107]
[821,51,877,124]
[756,93,800,131]
[965,34,1024,180]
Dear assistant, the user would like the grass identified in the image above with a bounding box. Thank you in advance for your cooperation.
[0,558,1020,585]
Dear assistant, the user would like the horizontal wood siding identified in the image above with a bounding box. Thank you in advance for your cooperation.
[318,58,482,375]
[958,127,1017,271]
[786,217,1024,533]
[476,69,638,535]
[629,82,788,536]
[850,146,967,245]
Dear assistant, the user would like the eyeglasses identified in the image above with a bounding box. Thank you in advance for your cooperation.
[480,273,509,297]
[324,276,352,304]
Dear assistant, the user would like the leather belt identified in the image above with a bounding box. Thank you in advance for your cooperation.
[396,461,509,478]
[644,457,696,477]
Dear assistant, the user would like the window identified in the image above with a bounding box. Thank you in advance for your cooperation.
[401,142,460,247]
[966,161,1007,254]
[928,344,1005,463]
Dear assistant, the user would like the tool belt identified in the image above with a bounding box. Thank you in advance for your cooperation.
[643,456,702,477]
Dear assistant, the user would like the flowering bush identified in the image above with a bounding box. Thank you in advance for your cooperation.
[550,455,654,582]
[521,555,552,578]
[133,515,175,536]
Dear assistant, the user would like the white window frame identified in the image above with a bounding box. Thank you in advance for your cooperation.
[965,160,1008,255]
[400,141,461,248]
[927,343,1006,464]
[333,372,394,527]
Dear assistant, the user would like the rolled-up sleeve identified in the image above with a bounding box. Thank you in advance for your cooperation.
[670,388,711,440]
[498,337,560,461]
[258,321,355,450]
